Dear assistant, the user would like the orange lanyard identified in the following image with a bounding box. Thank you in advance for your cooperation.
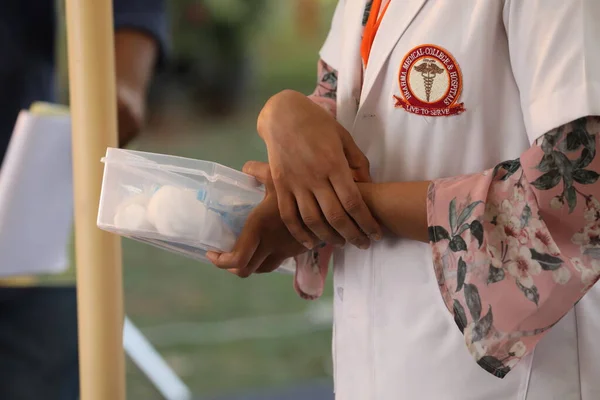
[360,0,391,67]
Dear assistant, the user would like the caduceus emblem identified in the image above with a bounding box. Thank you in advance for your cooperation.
[413,60,445,102]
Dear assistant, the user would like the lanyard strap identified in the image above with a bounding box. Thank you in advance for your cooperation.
[360,0,391,67]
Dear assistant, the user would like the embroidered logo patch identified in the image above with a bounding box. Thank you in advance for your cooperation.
[393,44,466,116]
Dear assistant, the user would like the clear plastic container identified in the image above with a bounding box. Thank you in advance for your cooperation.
[97,148,266,262]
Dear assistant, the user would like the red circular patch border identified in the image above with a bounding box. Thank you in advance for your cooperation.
[393,44,466,117]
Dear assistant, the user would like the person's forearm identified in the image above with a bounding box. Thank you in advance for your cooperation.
[115,30,157,98]
[114,29,158,146]
[357,181,431,243]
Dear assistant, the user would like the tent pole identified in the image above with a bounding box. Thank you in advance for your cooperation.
[65,0,125,398]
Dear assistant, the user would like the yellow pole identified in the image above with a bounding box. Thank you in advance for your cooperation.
[65,0,125,399]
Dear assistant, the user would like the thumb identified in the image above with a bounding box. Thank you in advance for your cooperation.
[339,129,372,183]
[243,161,273,187]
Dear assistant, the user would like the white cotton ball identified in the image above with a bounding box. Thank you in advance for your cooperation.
[113,194,153,231]
[146,185,236,251]
[147,185,206,238]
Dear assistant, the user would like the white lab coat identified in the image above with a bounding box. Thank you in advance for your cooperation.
[321,0,600,399]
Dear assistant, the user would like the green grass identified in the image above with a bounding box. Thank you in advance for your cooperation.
[48,3,339,397]
[122,237,334,399]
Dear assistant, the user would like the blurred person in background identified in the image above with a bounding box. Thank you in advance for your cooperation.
[148,0,266,120]
[209,1,600,399]
[0,1,166,399]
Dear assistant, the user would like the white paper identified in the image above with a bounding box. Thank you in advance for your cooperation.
[0,109,73,276]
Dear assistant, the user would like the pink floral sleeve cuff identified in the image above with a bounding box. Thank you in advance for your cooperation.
[293,244,333,300]
[427,116,600,378]
[308,59,338,117]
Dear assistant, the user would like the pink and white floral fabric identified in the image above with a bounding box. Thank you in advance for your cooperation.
[427,116,600,377]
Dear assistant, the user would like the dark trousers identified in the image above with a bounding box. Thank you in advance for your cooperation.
[0,286,79,400]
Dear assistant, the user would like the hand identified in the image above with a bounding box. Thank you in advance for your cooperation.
[207,161,308,278]
[116,83,144,147]
[114,30,158,146]
[257,90,382,250]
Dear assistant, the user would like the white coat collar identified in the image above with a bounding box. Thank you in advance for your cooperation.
[360,0,428,106]
[336,0,368,131]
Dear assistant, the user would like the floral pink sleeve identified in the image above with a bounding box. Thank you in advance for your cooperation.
[293,244,334,300]
[307,59,338,117]
[427,116,600,378]
[292,59,338,300]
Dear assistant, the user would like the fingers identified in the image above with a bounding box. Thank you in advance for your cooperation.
[339,129,372,183]
[313,184,369,249]
[226,254,286,277]
[225,248,269,278]
[296,191,346,247]
[329,170,382,243]
[243,161,273,187]
[255,255,287,274]
[208,236,283,277]
[244,152,378,250]
[277,190,320,249]
[243,248,270,276]
[275,175,378,250]
[206,221,260,273]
